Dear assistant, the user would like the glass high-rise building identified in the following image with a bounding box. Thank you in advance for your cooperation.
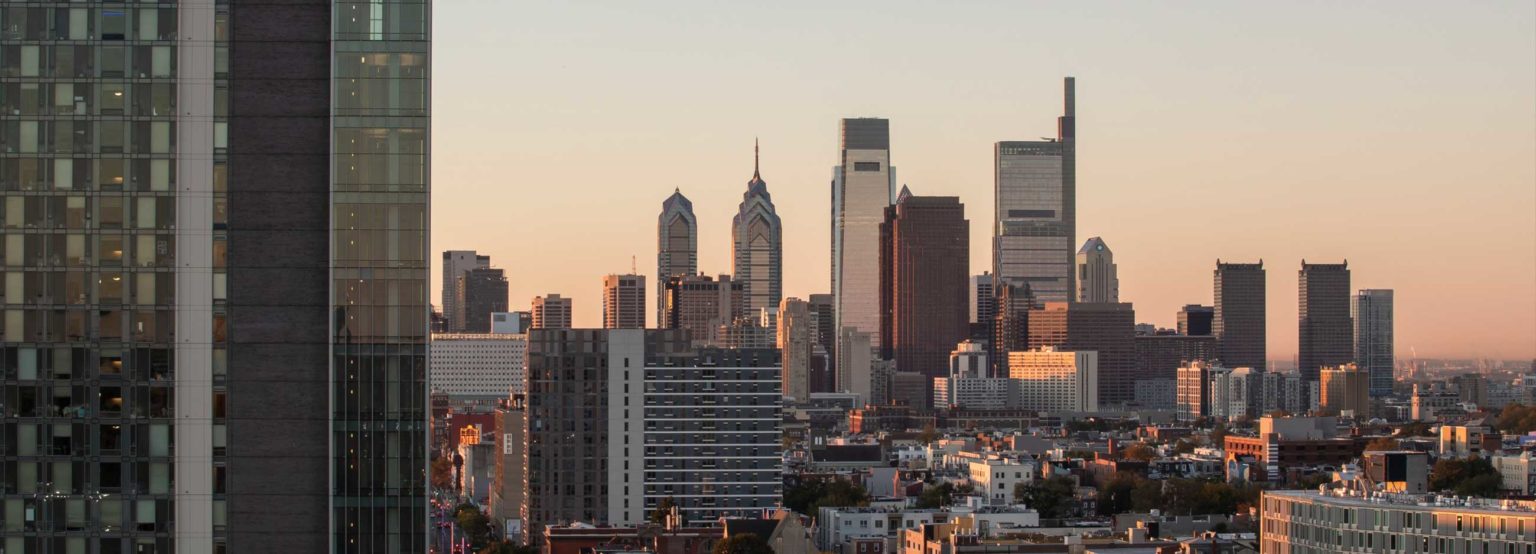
[0,3,432,552]
[1215,260,1266,370]
[732,142,782,320]
[831,118,894,352]
[1353,289,1394,397]
[878,189,969,387]
[994,77,1076,303]
[657,189,697,328]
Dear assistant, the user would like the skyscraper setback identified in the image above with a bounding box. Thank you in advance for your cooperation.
[832,118,896,353]
[879,189,970,384]
[1353,289,1395,396]
[1215,261,1267,370]
[733,142,784,319]
[1299,261,1353,382]
[994,77,1077,303]
[657,189,698,326]
[0,3,431,551]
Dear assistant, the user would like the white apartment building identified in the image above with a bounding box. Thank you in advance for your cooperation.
[429,333,528,398]
[968,458,1036,505]
[1008,347,1098,412]
[933,377,1014,410]
[1493,453,1536,495]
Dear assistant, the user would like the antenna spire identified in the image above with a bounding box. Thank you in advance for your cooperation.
[753,137,761,180]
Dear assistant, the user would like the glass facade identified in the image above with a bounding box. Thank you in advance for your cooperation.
[831,118,892,350]
[331,1,431,552]
[992,141,1073,303]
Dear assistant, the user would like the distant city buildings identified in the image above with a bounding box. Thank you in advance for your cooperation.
[1319,363,1370,417]
[430,333,528,400]
[444,250,492,332]
[838,328,875,405]
[662,274,743,346]
[1177,304,1214,336]
[992,283,1035,377]
[832,118,896,357]
[1214,260,1266,370]
[459,267,509,333]
[970,271,997,339]
[994,77,1077,304]
[1074,236,1118,302]
[1353,289,1395,396]
[1027,301,1136,406]
[879,189,970,382]
[531,294,573,330]
[732,142,784,320]
[602,274,646,329]
[1009,347,1099,412]
[1298,261,1353,383]
[778,298,813,401]
[1176,361,1221,421]
[493,311,533,334]
[658,189,699,327]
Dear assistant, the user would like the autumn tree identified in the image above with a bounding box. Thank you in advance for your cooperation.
[1363,437,1400,451]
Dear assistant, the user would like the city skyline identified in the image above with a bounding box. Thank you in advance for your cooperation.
[433,2,1536,359]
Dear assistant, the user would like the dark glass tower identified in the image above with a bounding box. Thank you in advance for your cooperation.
[878,188,969,391]
[1299,261,1353,383]
[1214,260,1266,370]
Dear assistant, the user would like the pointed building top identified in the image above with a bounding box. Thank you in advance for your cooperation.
[896,184,913,204]
[753,137,760,180]
[1077,236,1110,255]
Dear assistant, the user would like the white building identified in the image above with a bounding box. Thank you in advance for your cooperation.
[429,333,527,398]
[1074,237,1118,303]
[1008,347,1098,412]
[1492,453,1536,495]
[968,458,1036,505]
[933,377,1014,410]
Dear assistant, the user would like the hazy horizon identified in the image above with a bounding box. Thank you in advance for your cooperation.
[431,1,1536,360]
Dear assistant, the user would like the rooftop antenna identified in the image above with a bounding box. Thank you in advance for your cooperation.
[631,255,636,275]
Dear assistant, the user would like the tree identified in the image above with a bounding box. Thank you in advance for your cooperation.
[1496,404,1536,435]
[1364,437,1400,451]
[784,479,870,518]
[650,497,677,524]
[1171,439,1197,455]
[1430,457,1502,498]
[1096,473,1141,516]
[713,533,775,554]
[1397,422,1436,437]
[1122,443,1158,462]
[1016,476,1077,519]
[918,423,939,445]
[431,457,455,490]
[1209,422,1229,446]
[454,504,493,550]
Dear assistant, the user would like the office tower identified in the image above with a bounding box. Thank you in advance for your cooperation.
[1353,289,1395,397]
[1027,301,1136,406]
[1176,362,1224,421]
[838,328,875,404]
[1135,333,1217,384]
[492,311,533,334]
[457,267,509,333]
[733,141,783,319]
[1214,260,1267,370]
[531,294,573,330]
[1210,366,1261,421]
[1319,364,1370,417]
[444,250,491,332]
[0,3,430,551]
[992,283,1035,376]
[994,77,1076,303]
[661,274,744,346]
[524,330,782,539]
[808,294,836,366]
[1298,261,1352,382]
[657,189,698,327]
[779,298,813,401]
[1009,347,1099,412]
[602,274,646,329]
[970,268,995,325]
[1075,237,1118,302]
[832,118,896,352]
[879,189,970,380]
[429,333,528,400]
[1177,304,1215,336]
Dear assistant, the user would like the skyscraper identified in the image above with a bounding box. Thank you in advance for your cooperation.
[661,274,744,346]
[602,274,646,329]
[992,283,1035,376]
[657,189,698,326]
[443,250,491,332]
[733,141,783,319]
[778,297,813,401]
[1010,347,1100,413]
[1215,260,1267,370]
[1320,363,1370,417]
[1075,237,1118,302]
[532,294,574,330]
[832,118,896,352]
[457,267,509,333]
[1027,301,1137,406]
[879,189,970,382]
[0,3,431,551]
[1353,289,1395,397]
[971,272,997,329]
[808,293,837,361]
[1299,261,1353,383]
[1177,304,1215,336]
[994,77,1076,303]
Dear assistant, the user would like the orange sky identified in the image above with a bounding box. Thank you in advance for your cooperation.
[429,1,1536,361]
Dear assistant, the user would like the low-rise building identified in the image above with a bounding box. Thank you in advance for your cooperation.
[968,458,1036,505]
[1492,452,1536,495]
[1261,487,1536,554]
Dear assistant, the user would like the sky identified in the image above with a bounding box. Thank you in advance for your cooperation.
[431,1,1536,361]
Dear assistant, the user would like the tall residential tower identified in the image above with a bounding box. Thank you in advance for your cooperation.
[1353,289,1395,396]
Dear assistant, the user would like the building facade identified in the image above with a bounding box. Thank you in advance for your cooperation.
[732,143,783,320]
[971,272,996,331]
[1008,347,1099,412]
[658,189,698,328]
[1177,304,1214,336]
[778,297,813,401]
[662,274,744,346]
[443,250,490,332]
[429,333,527,399]
[879,190,969,381]
[993,78,1076,304]
[0,3,433,552]
[602,274,646,329]
[1026,301,1135,406]
[1353,289,1394,397]
[531,293,573,330]
[832,118,895,353]
[1260,489,1536,554]
[1215,260,1266,370]
[1298,261,1352,383]
[1319,364,1370,417]
[458,267,508,333]
[1135,333,1218,385]
[1074,236,1117,303]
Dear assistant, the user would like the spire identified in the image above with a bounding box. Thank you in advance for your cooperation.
[753,137,761,181]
